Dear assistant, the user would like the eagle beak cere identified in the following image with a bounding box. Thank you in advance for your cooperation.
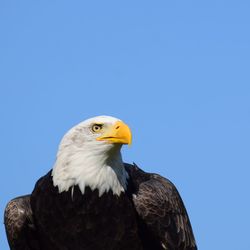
[97,121,132,145]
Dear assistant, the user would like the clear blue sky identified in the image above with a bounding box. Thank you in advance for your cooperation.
[0,1,249,249]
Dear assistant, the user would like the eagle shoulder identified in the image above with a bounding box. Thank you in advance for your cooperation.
[4,195,39,250]
[125,163,197,250]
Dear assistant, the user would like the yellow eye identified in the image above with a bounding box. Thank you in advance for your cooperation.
[91,124,103,133]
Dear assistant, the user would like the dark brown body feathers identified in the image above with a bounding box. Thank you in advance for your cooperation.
[4,164,197,250]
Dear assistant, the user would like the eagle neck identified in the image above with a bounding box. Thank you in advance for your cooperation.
[52,145,128,197]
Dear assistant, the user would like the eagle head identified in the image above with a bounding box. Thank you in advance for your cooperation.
[52,116,132,197]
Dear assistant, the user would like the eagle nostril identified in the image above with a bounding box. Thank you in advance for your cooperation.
[116,126,120,130]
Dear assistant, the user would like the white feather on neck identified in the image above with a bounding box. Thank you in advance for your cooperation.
[52,130,129,197]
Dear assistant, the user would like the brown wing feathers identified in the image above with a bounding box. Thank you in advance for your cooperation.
[4,195,39,250]
[127,164,197,250]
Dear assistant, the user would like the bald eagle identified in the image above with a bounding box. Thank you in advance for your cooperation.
[4,116,197,250]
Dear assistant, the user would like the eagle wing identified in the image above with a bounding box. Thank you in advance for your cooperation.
[4,195,40,250]
[126,164,197,250]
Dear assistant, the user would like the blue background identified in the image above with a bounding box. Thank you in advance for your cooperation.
[1,1,249,249]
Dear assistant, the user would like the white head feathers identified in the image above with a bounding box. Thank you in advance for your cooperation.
[52,116,130,197]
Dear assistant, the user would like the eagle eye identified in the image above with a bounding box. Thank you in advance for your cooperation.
[91,124,103,133]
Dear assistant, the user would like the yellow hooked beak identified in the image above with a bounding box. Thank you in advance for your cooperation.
[96,121,132,145]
